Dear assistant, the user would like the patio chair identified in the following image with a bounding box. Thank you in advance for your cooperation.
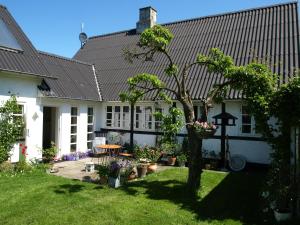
[92,137,108,164]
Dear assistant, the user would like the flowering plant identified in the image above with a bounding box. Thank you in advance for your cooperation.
[193,120,217,138]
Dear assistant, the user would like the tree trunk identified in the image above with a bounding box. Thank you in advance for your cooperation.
[186,127,203,196]
[181,99,203,196]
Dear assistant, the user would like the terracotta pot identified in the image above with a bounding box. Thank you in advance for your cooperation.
[274,209,292,222]
[205,164,211,170]
[99,176,108,185]
[167,156,176,166]
[137,164,148,178]
[147,163,158,173]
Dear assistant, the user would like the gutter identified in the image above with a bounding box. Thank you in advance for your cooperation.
[0,67,58,79]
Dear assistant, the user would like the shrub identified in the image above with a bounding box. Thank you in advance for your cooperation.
[0,161,14,173]
[0,96,25,163]
[14,160,32,173]
[42,142,58,163]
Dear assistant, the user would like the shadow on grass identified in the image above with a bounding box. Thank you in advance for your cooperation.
[121,171,270,225]
[54,184,85,194]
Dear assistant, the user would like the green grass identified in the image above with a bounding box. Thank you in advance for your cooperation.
[0,168,295,225]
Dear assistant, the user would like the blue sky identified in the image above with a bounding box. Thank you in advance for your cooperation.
[0,0,295,58]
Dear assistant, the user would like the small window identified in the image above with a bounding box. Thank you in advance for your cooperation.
[122,106,130,129]
[12,104,25,139]
[145,106,153,129]
[0,19,22,51]
[155,108,163,130]
[70,107,78,152]
[87,107,94,150]
[114,106,121,127]
[135,106,143,129]
[106,106,113,127]
[241,106,252,134]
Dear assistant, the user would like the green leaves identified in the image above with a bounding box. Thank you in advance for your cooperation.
[139,25,173,51]
[0,95,25,163]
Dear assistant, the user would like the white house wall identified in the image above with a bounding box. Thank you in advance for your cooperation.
[40,98,100,157]
[99,100,272,164]
[0,73,43,162]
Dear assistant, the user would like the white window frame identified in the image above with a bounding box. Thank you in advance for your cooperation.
[240,105,256,135]
[12,103,25,139]
[113,106,121,128]
[87,107,94,150]
[70,107,78,152]
[122,106,130,129]
[106,106,113,127]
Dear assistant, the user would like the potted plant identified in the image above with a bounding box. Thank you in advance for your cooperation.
[145,146,161,173]
[97,164,109,185]
[42,142,58,163]
[108,161,121,188]
[193,120,217,139]
[176,154,187,167]
[162,142,178,166]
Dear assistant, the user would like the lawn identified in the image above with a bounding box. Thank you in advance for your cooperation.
[0,168,294,225]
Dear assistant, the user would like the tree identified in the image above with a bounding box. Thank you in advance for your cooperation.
[120,25,276,195]
[0,95,24,163]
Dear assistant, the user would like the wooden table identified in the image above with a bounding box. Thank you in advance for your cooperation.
[97,144,122,157]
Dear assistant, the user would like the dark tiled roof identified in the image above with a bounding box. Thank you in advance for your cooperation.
[0,5,52,78]
[38,51,101,101]
[74,2,300,101]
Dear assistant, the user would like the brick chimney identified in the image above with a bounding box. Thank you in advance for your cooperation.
[136,6,157,34]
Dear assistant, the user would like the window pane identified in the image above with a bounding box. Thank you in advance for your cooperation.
[0,18,22,50]
[123,106,129,112]
[88,115,93,124]
[88,107,93,115]
[71,107,77,115]
[87,142,92,150]
[242,115,251,124]
[70,135,77,143]
[87,133,93,141]
[107,113,112,119]
[115,106,120,112]
[71,116,77,124]
[70,144,76,152]
[106,121,112,127]
[136,106,142,113]
[242,125,251,133]
[88,125,93,132]
[71,126,77,134]
[107,106,112,112]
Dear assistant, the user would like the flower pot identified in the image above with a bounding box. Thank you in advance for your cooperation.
[99,176,108,185]
[137,164,148,178]
[167,156,176,166]
[108,176,121,188]
[128,173,136,180]
[177,161,186,167]
[274,209,292,222]
[205,163,211,170]
[147,163,158,173]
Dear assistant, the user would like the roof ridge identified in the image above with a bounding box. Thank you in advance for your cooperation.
[38,50,93,66]
[89,29,136,40]
[88,1,297,40]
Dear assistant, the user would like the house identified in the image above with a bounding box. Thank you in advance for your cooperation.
[0,2,299,164]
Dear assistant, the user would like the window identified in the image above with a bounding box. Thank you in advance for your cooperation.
[122,106,130,129]
[0,19,22,51]
[145,106,153,129]
[70,107,78,152]
[113,106,121,127]
[241,105,252,134]
[106,106,112,127]
[135,106,143,129]
[154,108,163,130]
[13,104,25,139]
[87,107,94,150]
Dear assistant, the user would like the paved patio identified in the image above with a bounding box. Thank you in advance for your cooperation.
[50,157,175,183]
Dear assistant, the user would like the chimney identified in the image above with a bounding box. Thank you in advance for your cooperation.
[136,6,157,34]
